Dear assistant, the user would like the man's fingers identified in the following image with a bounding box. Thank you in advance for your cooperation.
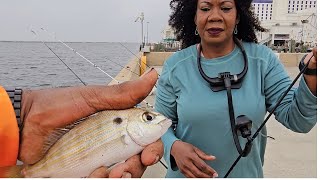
[107,163,129,178]
[88,166,109,178]
[141,140,164,166]
[109,154,146,178]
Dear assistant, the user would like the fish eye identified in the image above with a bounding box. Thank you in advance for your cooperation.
[142,112,155,122]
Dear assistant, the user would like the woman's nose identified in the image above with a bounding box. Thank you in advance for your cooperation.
[207,8,223,22]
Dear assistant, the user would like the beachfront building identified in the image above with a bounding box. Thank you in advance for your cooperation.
[161,26,180,51]
[253,0,317,50]
[252,0,274,22]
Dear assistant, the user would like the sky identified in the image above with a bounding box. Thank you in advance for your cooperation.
[0,0,172,43]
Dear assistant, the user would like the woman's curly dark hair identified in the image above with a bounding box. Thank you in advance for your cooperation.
[169,0,267,48]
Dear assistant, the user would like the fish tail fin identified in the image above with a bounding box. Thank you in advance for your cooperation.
[0,165,24,178]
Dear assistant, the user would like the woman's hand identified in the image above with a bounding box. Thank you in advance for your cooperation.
[303,47,317,95]
[171,140,218,178]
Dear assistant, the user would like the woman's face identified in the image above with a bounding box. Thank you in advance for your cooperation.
[195,0,238,46]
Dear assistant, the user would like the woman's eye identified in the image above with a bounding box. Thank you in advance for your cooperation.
[201,7,210,12]
[221,7,232,12]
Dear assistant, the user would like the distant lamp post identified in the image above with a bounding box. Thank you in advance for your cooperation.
[135,12,144,47]
[146,22,149,45]
[301,19,309,43]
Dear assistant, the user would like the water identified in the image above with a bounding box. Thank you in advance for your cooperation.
[0,41,140,89]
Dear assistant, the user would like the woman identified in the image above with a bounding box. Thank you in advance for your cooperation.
[155,0,317,178]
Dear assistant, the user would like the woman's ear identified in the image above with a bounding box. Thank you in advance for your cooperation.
[236,14,240,24]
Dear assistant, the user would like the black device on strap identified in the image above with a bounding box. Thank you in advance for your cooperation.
[299,54,317,75]
[6,88,23,131]
[197,38,253,157]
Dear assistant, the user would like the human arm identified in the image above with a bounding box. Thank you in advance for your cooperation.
[264,49,317,132]
[1,68,163,177]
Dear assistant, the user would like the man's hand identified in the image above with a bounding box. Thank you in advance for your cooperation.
[88,140,164,178]
[18,68,161,177]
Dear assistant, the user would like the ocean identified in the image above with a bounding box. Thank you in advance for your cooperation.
[0,41,140,89]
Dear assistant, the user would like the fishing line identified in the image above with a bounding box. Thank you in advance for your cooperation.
[224,55,315,178]
[30,30,87,86]
[105,57,140,77]
[39,27,155,109]
[40,28,118,82]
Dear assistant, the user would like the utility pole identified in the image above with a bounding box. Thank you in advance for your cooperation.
[146,22,149,45]
[135,12,144,48]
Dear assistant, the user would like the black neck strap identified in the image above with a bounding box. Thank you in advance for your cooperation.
[197,38,248,92]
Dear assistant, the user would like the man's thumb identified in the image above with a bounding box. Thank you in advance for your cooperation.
[95,68,158,110]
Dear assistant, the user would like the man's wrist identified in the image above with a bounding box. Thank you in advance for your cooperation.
[6,88,23,131]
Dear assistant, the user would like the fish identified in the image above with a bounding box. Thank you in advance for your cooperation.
[0,108,171,178]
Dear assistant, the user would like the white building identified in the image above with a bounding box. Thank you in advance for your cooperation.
[288,0,317,13]
[253,0,317,48]
[252,0,274,22]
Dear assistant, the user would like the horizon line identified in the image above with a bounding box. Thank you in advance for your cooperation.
[0,40,144,43]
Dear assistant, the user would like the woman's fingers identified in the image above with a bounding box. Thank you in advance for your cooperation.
[312,47,317,60]
[193,147,218,177]
[189,163,214,178]
[193,159,218,177]
[194,147,215,161]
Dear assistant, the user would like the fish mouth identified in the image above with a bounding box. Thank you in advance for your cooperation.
[127,118,172,147]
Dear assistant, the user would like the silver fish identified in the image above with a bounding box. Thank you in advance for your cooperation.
[3,108,171,178]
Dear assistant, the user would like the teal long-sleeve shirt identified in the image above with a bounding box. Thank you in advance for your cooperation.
[155,42,317,178]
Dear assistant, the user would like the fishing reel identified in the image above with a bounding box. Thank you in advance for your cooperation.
[235,115,253,157]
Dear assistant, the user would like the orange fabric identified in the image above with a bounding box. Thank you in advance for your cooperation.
[0,86,19,167]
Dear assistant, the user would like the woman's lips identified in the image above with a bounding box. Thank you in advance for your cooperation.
[207,28,223,36]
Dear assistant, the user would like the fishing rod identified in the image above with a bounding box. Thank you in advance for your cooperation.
[39,27,156,109]
[30,30,87,86]
[224,54,315,178]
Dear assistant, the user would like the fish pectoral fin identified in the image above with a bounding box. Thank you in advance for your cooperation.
[120,133,131,145]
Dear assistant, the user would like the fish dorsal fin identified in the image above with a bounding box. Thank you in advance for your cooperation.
[42,115,94,156]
